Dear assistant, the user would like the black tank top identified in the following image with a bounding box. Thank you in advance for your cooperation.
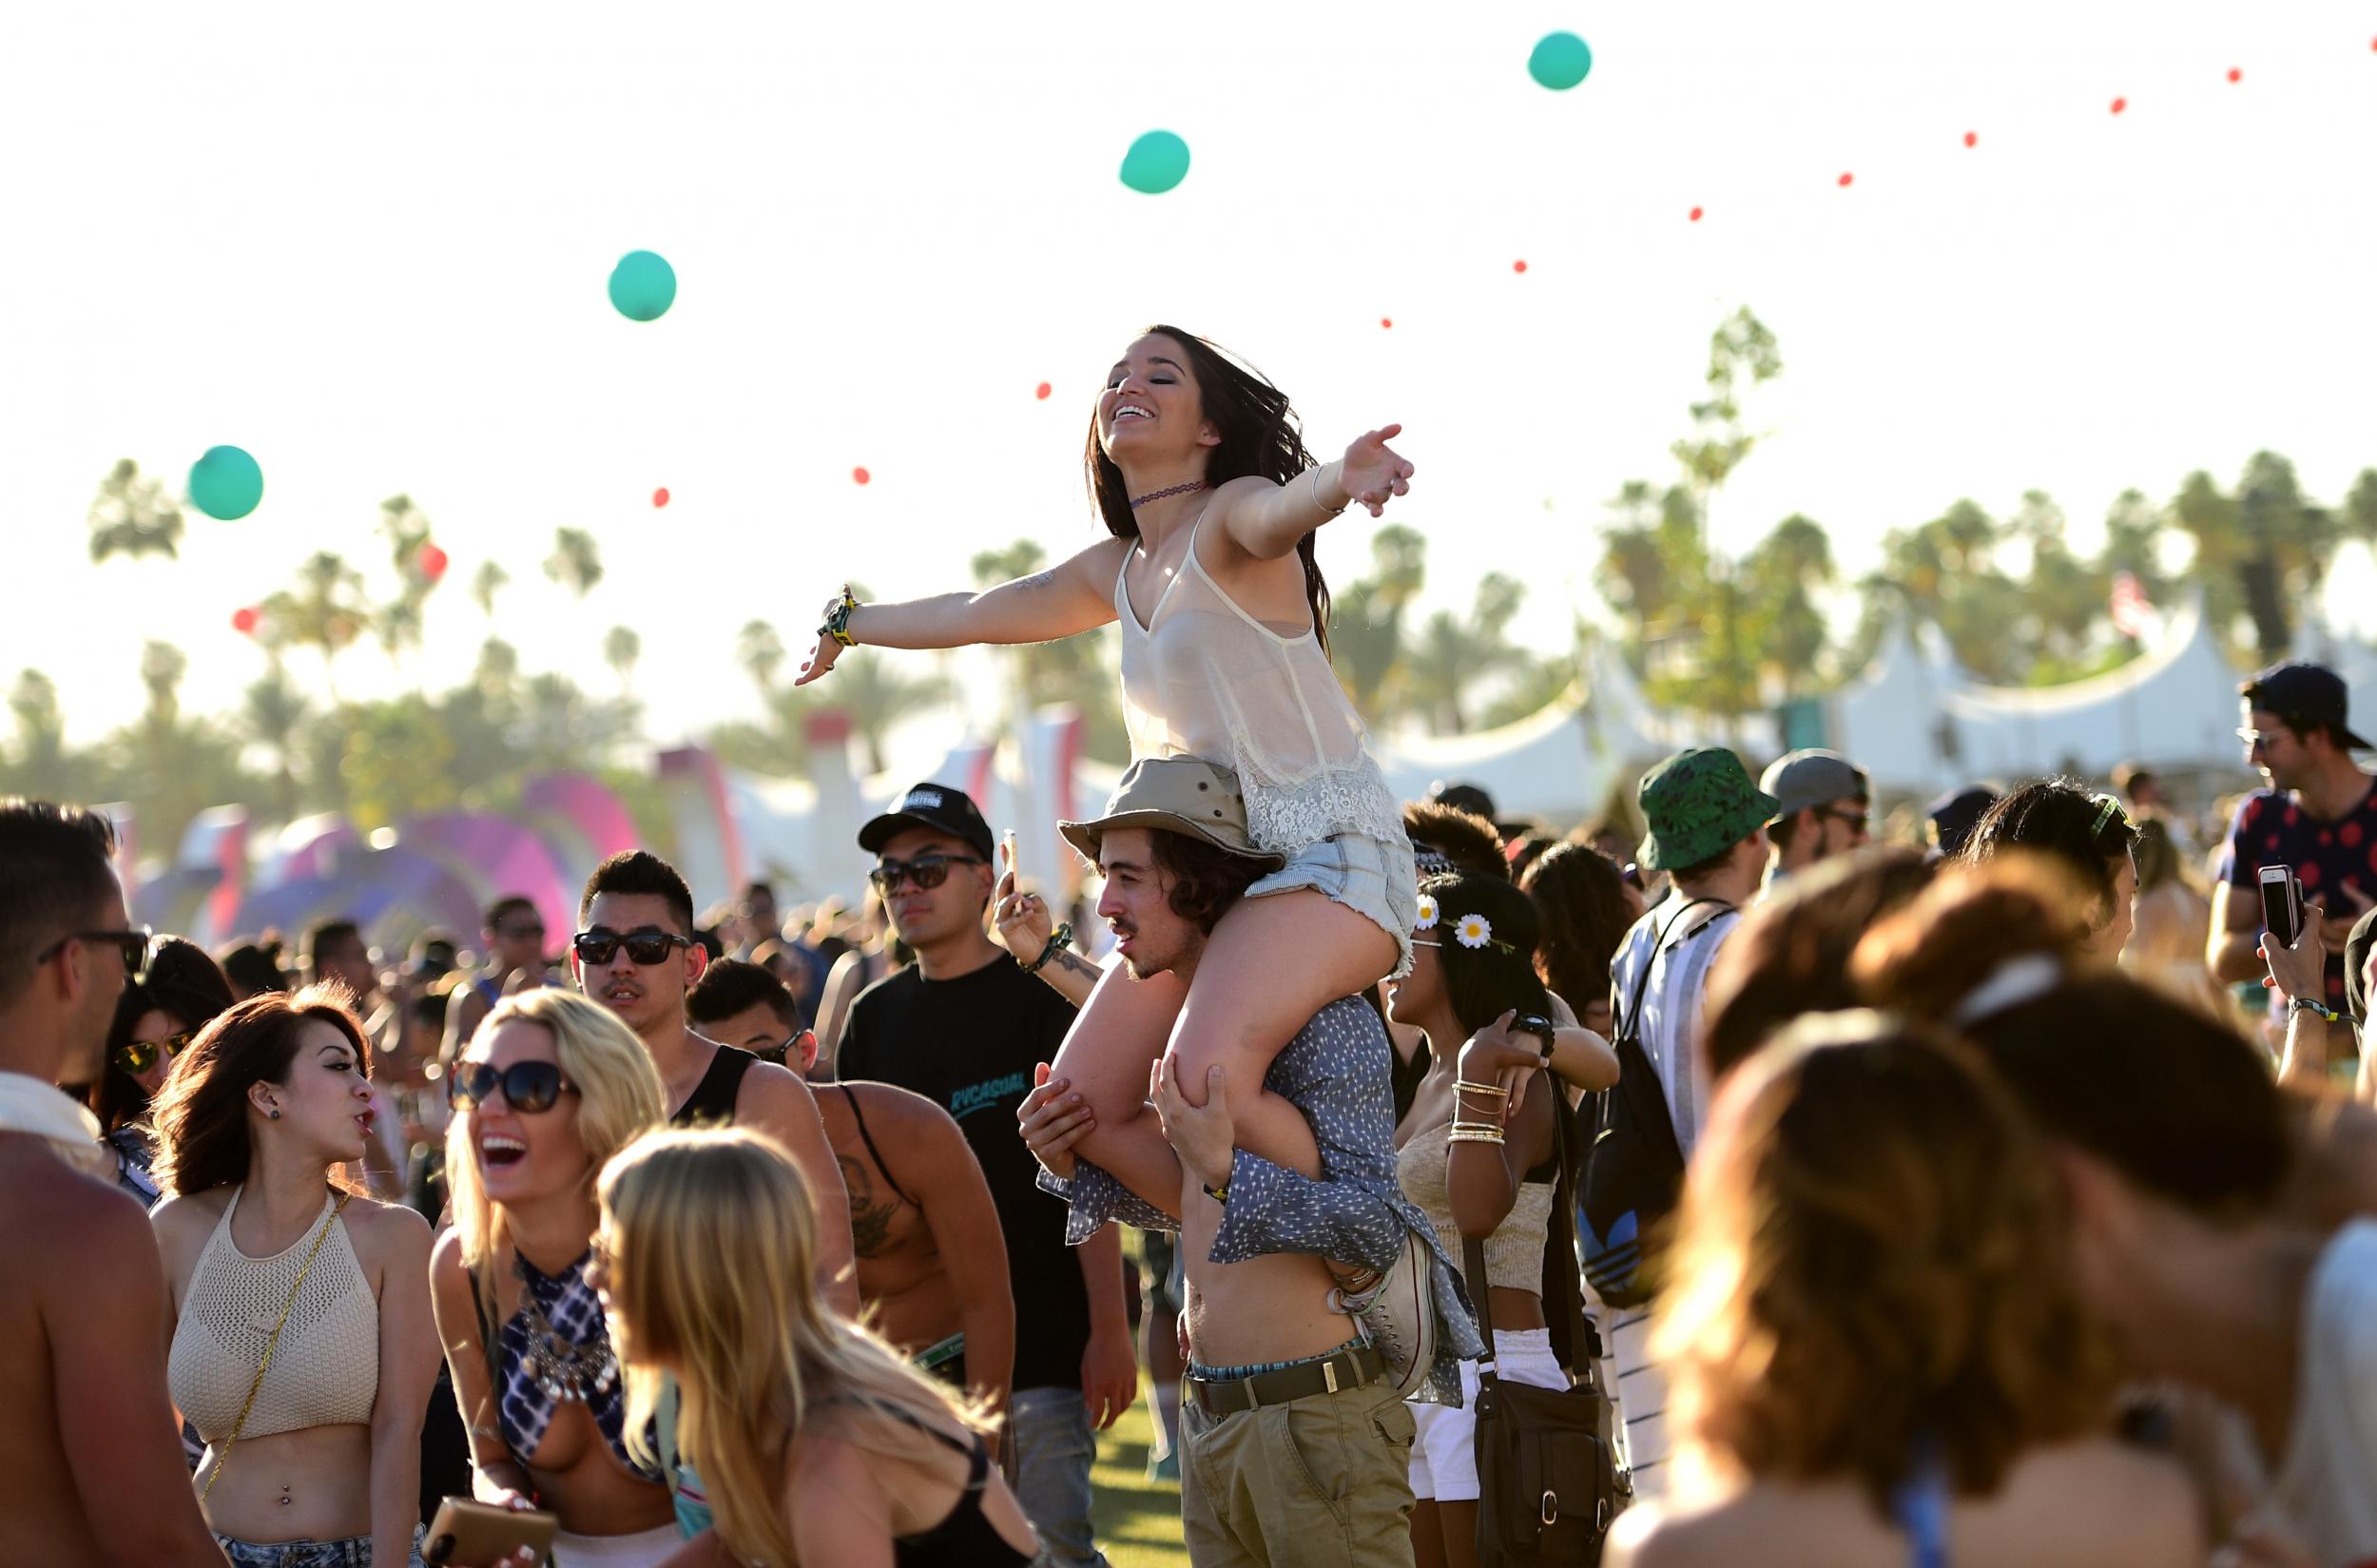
[671,1044,757,1128]
[881,1406,1033,1568]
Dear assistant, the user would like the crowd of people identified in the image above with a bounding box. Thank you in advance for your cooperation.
[6,324,2376,1567]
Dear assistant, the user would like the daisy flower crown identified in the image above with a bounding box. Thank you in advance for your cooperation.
[1414,895,1518,957]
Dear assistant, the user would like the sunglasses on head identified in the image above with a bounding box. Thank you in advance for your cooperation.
[447,1059,576,1114]
[2089,792,2131,841]
[114,1030,194,1077]
[867,853,986,894]
[37,927,152,983]
[571,928,693,966]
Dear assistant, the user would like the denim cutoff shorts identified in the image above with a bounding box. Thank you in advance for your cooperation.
[1245,830,1420,979]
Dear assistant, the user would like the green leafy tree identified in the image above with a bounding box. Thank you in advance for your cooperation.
[1395,573,1532,735]
[2348,469,2377,542]
[374,494,442,667]
[737,620,786,694]
[472,560,510,620]
[545,528,605,598]
[242,666,309,824]
[1740,513,1834,695]
[1329,524,1427,722]
[87,459,184,563]
[604,626,641,692]
[261,552,372,701]
[4,670,93,801]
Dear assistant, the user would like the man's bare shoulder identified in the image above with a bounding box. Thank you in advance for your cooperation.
[841,1082,974,1179]
[0,1142,161,1276]
[725,1052,827,1131]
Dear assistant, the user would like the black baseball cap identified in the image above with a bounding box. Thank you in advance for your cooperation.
[859,782,995,861]
[2242,661,2373,750]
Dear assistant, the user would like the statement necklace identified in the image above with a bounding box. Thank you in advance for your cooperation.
[1130,480,1208,509]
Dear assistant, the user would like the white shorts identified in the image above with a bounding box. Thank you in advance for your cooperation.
[1407,1327,1569,1501]
[550,1523,686,1568]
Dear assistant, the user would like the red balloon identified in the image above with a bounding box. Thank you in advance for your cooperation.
[1837,171,1854,187]
[852,467,871,486]
[2227,68,2242,83]
[1963,130,1978,147]
[232,607,260,635]
[418,542,449,581]
[1689,206,1704,222]
[1034,382,1052,400]
[652,487,670,508]
[2110,96,2127,114]
[1380,317,1393,329]
[1512,260,1527,274]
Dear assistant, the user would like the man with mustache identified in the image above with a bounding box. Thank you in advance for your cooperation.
[573,849,857,1313]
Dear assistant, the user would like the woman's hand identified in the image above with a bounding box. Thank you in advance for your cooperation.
[1457,1010,1542,1121]
[1019,1064,1093,1182]
[2261,902,2329,1006]
[794,590,851,686]
[1336,425,1415,518]
[1151,1056,1234,1192]
[992,842,1054,967]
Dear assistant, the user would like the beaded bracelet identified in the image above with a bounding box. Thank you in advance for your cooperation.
[1022,922,1075,976]
[1453,1079,1508,1096]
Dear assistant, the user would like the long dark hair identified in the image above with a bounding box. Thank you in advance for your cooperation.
[150,986,372,1196]
[1085,324,1333,655]
[1958,778,2137,922]
[1420,872,1554,1038]
[96,938,237,1133]
[1519,842,1638,1016]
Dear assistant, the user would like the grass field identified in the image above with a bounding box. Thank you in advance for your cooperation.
[1088,1390,1190,1568]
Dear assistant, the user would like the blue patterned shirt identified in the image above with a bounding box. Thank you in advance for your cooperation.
[1038,996,1482,1403]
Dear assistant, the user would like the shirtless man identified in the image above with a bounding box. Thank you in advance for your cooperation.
[1023,761,1479,1568]
[571,850,860,1315]
[688,958,1015,1406]
[0,800,224,1566]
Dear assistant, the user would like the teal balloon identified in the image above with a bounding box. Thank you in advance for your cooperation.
[188,445,263,521]
[1119,131,1191,195]
[1529,31,1594,90]
[608,250,677,321]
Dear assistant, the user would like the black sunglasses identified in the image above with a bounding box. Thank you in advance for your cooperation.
[114,1030,193,1077]
[37,927,151,983]
[447,1059,576,1114]
[867,854,986,894]
[571,928,694,966]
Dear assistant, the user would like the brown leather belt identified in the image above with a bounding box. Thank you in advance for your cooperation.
[1187,1343,1384,1417]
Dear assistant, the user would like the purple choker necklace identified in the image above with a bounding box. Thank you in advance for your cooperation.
[1130,481,1208,509]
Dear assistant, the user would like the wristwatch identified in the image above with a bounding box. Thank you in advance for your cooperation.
[1513,1012,1557,1064]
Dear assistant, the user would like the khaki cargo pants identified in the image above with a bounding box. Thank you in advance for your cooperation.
[1179,1376,1418,1568]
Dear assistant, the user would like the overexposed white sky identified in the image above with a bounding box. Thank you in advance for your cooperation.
[4,1,2373,745]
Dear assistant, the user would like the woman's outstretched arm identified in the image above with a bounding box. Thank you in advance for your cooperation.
[796,535,1126,685]
[1215,426,1416,562]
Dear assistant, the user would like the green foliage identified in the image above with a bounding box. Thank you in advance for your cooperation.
[87,458,184,563]
[966,540,1131,763]
[545,527,604,597]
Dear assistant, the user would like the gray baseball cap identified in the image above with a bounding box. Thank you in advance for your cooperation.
[1760,749,1870,821]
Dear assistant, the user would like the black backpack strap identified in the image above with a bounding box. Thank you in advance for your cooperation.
[1614,898,1726,1048]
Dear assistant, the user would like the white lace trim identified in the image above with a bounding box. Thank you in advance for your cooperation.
[1237,752,1406,855]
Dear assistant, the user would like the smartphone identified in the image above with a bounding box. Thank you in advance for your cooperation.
[422,1497,559,1565]
[2259,864,2305,949]
[1003,828,1018,867]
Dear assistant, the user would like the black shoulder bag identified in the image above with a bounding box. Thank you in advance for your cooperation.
[1577,898,1723,1309]
[1465,1094,1628,1566]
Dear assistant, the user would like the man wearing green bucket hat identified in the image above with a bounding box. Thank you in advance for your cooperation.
[1602,745,1775,1501]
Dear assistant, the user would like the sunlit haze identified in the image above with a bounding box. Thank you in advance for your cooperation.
[7,1,2374,744]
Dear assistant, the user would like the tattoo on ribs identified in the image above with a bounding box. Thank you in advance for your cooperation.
[840,1153,902,1259]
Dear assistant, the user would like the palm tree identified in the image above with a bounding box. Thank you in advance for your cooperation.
[737,620,787,694]
[87,459,185,563]
[1331,524,1426,721]
[546,528,605,597]
[473,560,511,619]
[823,657,949,777]
[261,552,371,702]
[1395,573,1531,735]
[242,666,309,823]
[604,626,642,692]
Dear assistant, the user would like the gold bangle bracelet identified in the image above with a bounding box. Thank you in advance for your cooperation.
[1453,1080,1509,1096]
[1447,1127,1507,1145]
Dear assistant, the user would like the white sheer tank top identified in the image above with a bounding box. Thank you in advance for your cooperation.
[1115,511,1403,855]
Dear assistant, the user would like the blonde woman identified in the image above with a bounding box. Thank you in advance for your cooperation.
[592,1128,1038,1568]
[429,989,678,1566]
[150,988,438,1567]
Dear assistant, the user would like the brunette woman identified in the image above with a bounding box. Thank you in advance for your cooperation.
[150,987,438,1566]
[1384,870,1616,1568]
[593,1127,1038,1567]
[1609,1015,2200,1568]
[94,936,235,1202]
[429,988,679,1566]
[798,325,1418,1188]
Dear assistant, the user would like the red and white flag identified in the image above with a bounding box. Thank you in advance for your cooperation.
[2110,571,2159,642]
